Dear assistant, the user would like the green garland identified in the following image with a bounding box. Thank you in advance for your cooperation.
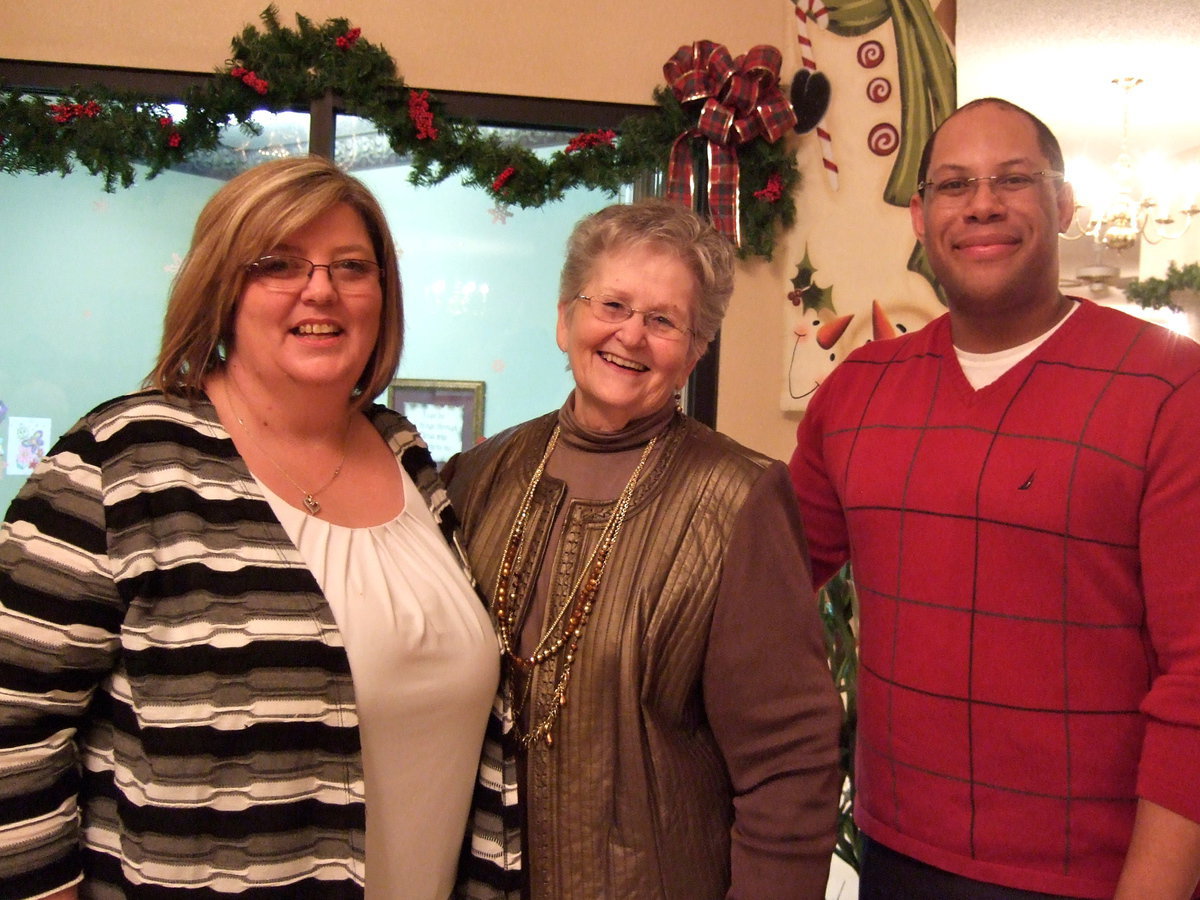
[1124,261,1200,311]
[0,6,799,259]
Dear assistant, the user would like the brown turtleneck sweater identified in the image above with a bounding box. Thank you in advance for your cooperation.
[511,397,676,661]
[444,394,842,899]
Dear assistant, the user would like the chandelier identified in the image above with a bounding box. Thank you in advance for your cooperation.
[1062,77,1199,252]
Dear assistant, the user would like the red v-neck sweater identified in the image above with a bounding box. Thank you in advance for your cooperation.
[790,298,1200,898]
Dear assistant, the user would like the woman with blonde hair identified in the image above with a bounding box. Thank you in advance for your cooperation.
[0,155,515,898]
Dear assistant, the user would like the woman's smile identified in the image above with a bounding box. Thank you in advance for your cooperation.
[557,244,699,432]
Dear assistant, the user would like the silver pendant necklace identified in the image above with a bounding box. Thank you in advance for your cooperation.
[224,378,351,516]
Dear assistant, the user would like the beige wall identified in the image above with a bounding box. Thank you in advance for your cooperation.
[0,0,870,461]
[0,1,786,104]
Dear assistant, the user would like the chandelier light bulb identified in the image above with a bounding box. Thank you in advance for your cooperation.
[1059,76,1196,249]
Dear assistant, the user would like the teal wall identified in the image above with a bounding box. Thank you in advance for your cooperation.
[0,167,207,510]
[359,151,610,433]
[0,140,615,512]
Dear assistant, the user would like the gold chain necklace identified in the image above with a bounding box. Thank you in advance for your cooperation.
[492,424,657,747]
[224,378,351,516]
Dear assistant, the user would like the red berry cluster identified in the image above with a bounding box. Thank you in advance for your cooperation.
[564,128,617,154]
[407,90,438,141]
[158,116,183,148]
[335,26,362,50]
[753,172,784,203]
[229,66,269,95]
[492,166,516,193]
[50,100,102,124]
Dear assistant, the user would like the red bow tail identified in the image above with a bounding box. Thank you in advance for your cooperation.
[662,40,796,245]
[696,98,740,244]
[665,130,697,210]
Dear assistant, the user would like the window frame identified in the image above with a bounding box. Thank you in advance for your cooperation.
[0,57,719,426]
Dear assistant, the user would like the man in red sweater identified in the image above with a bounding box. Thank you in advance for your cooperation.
[790,98,1200,898]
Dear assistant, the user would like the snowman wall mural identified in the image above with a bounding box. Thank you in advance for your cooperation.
[781,0,957,410]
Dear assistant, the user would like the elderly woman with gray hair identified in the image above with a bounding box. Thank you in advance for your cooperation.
[443,199,842,899]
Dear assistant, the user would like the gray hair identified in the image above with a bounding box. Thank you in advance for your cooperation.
[558,199,735,357]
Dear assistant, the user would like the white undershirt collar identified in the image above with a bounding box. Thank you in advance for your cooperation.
[955,299,1079,389]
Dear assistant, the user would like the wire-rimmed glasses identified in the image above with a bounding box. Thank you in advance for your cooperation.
[917,170,1063,204]
[575,294,692,341]
[246,255,383,292]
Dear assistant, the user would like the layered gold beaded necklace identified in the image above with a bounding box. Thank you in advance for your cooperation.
[492,424,657,748]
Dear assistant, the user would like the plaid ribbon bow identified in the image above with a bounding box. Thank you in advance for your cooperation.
[663,40,797,244]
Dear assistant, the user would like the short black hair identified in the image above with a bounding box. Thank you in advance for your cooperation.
[916,98,1065,187]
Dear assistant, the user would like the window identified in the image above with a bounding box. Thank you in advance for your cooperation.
[0,63,654,508]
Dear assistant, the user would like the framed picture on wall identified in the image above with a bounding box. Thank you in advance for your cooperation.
[388,378,485,465]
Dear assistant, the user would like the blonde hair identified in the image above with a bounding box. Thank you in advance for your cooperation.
[148,155,403,408]
[558,199,735,358]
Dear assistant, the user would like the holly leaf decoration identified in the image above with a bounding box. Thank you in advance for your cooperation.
[789,247,835,314]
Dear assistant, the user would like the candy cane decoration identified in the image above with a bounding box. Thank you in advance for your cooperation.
[793,0,839,189]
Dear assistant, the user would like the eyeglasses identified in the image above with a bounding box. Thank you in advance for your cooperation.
[575,294,692,341]
[918,170,1063,204]
[246,255,382,292]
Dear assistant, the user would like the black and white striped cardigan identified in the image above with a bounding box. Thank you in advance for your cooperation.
[0,391,519,899]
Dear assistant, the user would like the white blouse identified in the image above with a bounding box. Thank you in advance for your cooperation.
[258,467,499,899]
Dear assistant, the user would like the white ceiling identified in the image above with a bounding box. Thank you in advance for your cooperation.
[958,0,1200,164]
[957,0,1200,285]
